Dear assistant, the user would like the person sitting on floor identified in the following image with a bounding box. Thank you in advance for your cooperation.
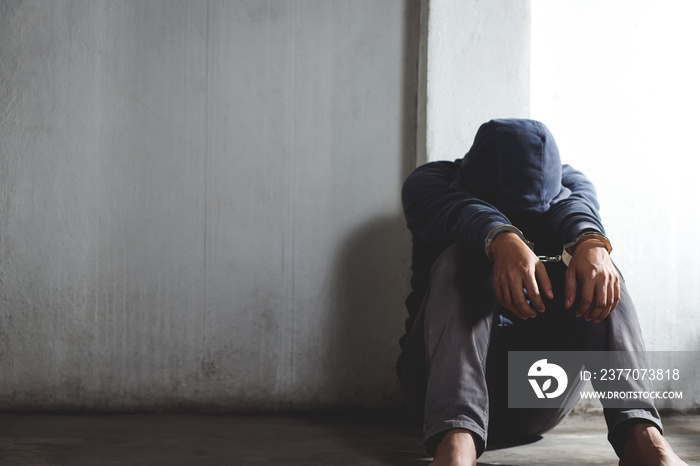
[396,118,687,466]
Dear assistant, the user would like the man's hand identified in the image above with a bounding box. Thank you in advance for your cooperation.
[491,232,554,320]
[564,238,620,322]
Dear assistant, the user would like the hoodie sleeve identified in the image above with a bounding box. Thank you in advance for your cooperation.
[547,164,606,244]
[402,161,510,262]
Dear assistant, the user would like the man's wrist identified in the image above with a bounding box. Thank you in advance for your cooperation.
[489,232,520,261]
[485,224,534,261]
[561,231,612,266]
[576,237,608,250]
[564,231,612,255]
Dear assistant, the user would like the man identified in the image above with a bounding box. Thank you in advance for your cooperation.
[397,119,686,466]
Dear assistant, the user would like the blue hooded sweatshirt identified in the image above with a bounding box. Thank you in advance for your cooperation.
[400,119,606,347]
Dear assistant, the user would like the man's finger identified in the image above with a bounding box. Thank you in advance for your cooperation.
[510,280,536,319]
[499,281,523,318]
[535,261,553,300]
[600,279,616,321]
[564,268,577,309]
[588,279,608,322]
[612,276,621,312]
[525,268,545,313]
[602,278,619,320]
[498,279,514,314]
[576,279,594,317]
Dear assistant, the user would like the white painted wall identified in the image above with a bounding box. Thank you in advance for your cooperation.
[0,0,418,411]
[425,0,531,163]
[531,0,700,351]
[531,0,700,408]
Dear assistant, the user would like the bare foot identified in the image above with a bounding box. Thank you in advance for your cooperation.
[430,429,478,466]
[619,423,688,466]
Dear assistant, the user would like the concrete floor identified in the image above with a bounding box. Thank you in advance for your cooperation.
[0,412,698,465]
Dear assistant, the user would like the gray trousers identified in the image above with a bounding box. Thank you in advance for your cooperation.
[397,243,662,458]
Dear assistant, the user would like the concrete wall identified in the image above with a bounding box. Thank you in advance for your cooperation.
[6,0,691,413]
[424,0,531,163]
[0,0,418,411]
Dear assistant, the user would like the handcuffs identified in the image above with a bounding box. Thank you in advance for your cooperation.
[485,225,612,266]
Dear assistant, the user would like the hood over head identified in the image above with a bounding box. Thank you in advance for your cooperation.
[454,118,571,217]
